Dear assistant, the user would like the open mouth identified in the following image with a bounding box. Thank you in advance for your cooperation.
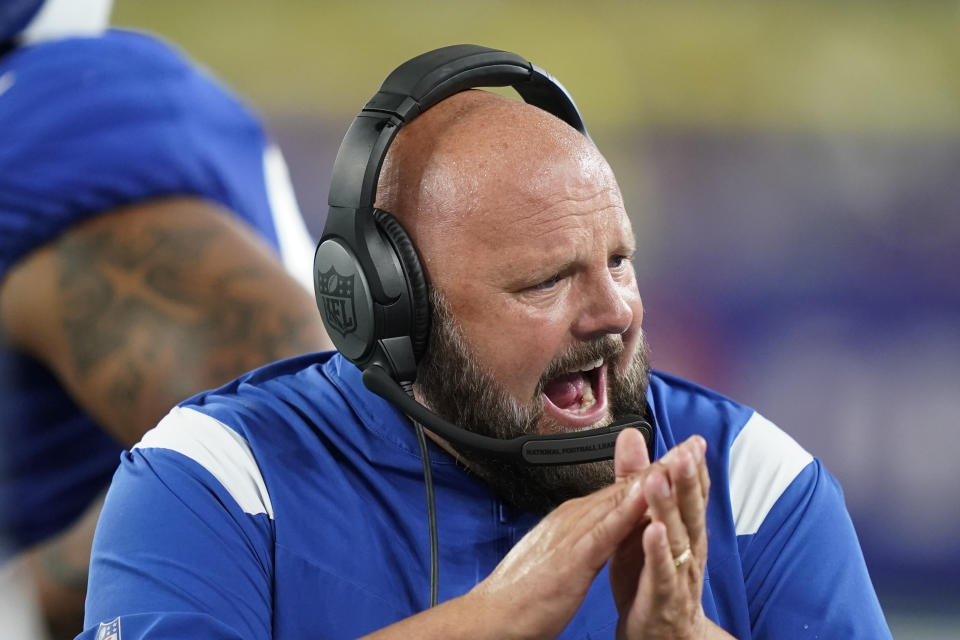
[540,358,609,429]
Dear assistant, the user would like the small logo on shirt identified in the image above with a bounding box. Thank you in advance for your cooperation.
[96,617,121,640]
[317,267,357,336]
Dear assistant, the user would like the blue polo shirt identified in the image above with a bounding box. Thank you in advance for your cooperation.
[80,352,891,639]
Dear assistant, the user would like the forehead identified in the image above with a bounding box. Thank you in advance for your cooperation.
[488,190,626,260]
[472,150,629,245]
[422,151,634,287]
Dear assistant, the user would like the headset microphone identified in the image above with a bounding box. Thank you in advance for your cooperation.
[363,365,651,464]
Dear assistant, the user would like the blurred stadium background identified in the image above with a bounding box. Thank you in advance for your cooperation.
[113,1,959,636]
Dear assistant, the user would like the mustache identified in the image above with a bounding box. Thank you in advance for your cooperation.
[534,335,625,397]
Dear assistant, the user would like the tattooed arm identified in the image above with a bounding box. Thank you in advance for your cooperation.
[0,196,332,638]
[1,196,331,445]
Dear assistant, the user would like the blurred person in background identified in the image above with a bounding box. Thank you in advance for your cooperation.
[76,47,891,639]
[0,0,332,637]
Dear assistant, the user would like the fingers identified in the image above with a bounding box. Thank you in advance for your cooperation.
[668,437,708,553]
[645,437,706,559]
[644,468,689,563]
[580,434,708,580]
[614,427,651,481]
[572,475,648,568]
[613,437,712,638]
[640,520,675,601]
[697,438,711,503]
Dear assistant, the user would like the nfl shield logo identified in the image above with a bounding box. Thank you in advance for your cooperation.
[318,267,357,336]
[96,617,121,640]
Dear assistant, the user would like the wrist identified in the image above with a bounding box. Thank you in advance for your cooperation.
[359,590,521,640]
[697,614,738,640]
[463,580,544,640]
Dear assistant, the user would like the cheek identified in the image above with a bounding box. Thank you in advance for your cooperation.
[454,298,568,400]
[619,291,646,361]
[630,293,644,328]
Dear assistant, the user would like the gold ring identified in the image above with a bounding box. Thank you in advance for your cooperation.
[673,545,692,568]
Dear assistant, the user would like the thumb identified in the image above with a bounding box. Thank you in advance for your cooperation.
[615,427,651,481]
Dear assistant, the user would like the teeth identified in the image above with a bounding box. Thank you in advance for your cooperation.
[581,384,595,404]
[575,358,603,373]
[572,385,597,413]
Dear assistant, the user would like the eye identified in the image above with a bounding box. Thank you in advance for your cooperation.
[609,254,631,270]
[532,273,561,291]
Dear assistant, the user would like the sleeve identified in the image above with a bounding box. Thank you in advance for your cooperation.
[79,408,275,640]
[0,32,273,276]
[739,459,892,638]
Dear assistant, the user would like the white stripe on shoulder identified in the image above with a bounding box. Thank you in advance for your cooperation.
[263,145,315,293]
[135,406,274,519]
[729,412,813,536]
[20,0,111,44]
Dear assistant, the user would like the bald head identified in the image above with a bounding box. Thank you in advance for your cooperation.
[381,90,608,216]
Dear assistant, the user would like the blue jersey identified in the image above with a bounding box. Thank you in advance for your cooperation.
[0,29,313,553]
[80,352,891,639]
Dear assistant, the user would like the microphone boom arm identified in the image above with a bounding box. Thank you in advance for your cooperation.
[362,365,652,466]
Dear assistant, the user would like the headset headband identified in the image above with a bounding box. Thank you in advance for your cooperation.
[327,44,587,211]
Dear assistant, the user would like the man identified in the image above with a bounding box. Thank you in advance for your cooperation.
[0,1,331,637]
[78,62,891,637]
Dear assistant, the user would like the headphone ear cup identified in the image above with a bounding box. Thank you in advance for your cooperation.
[372,209,431,361]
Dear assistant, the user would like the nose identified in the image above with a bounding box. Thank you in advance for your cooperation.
[571,273,636,341]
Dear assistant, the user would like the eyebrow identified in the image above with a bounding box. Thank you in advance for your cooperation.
[506,240,635,290]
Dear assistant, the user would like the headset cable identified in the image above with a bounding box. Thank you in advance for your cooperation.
[403,381,439,608]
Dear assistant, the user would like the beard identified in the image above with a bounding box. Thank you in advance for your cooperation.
[414,291,651,515]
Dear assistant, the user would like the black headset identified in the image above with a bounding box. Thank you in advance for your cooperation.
[314,45,651,465]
